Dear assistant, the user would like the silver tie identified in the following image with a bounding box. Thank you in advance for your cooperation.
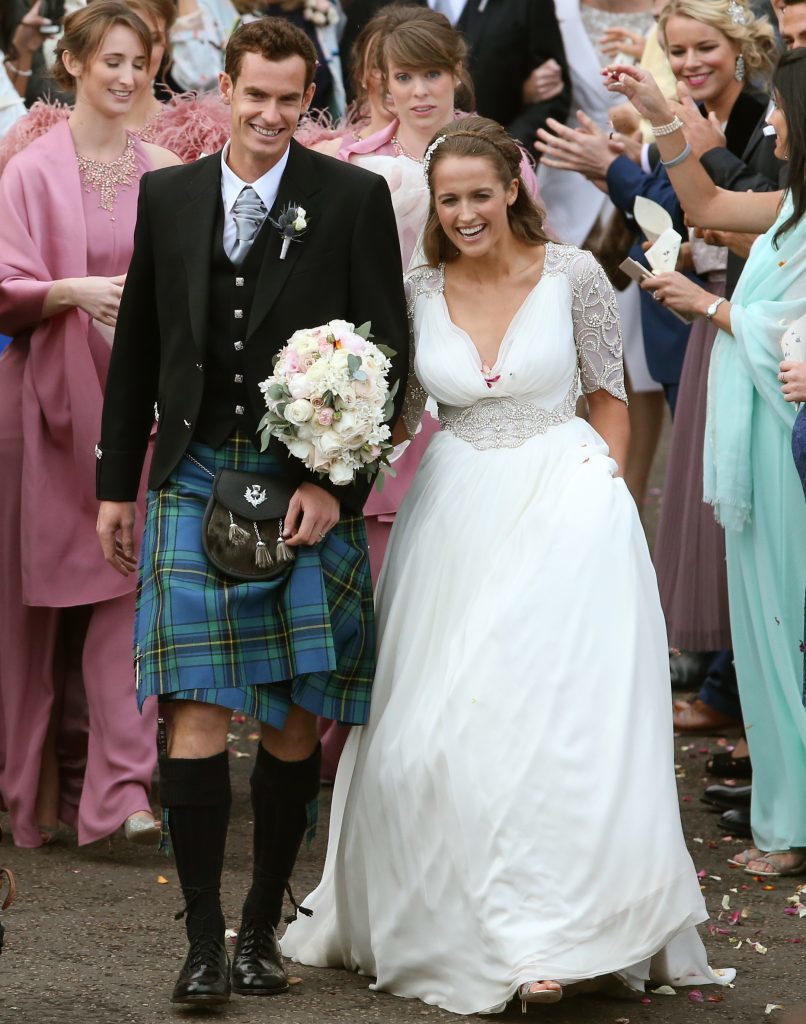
[229,186,268,266]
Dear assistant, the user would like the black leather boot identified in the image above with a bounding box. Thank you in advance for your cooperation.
[160,751,232,1006]
[172,916,231,1005]
[232,743,320,995]
[231,920,288,996]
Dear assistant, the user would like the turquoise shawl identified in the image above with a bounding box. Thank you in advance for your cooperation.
[704,195,806,530]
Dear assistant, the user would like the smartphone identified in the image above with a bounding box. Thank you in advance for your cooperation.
[39,0,66,34]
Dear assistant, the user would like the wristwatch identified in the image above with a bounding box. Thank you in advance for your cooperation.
[705,296,726,321]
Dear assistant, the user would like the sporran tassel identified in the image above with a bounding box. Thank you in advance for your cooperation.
[228,512,250,545]
[276,519,294,563]
[253,522,273,568]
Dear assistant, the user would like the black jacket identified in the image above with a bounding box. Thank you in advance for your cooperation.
[457,0,571,150]
[96,140,409,514]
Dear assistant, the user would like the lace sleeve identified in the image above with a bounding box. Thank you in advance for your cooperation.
[568,249,628,403]
[399,267,440,436]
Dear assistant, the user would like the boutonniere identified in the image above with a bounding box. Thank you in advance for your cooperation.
[304,0,339,27]
[270,203,308,260]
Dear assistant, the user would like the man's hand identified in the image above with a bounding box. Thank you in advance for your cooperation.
[283,483,340,547]
[97,500,138,576]
[522,59,564,104]
[535,112,622,180]
[669,81,726,158]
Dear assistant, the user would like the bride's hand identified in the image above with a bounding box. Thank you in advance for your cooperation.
[602,64,673,124]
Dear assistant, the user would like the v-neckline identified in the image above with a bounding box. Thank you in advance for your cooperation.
[440,243,553,374]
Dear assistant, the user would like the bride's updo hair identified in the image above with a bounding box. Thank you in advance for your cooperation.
[53,0,152,90]
[422,116,549,266]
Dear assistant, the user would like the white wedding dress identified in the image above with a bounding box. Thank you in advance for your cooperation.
[282,244,734,1014]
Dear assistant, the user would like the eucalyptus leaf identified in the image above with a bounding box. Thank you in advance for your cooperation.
[376,344,396,358]
[355,321,372,340]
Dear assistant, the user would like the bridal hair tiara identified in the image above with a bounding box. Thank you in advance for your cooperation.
[422,130,517,181]
[423,135,449,179]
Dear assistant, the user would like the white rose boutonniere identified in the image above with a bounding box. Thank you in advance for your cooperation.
[270,202,309,260]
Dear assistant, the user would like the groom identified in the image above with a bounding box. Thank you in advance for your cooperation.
[95,18,407,1007]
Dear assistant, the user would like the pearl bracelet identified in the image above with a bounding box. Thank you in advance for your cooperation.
[652,115,684,137]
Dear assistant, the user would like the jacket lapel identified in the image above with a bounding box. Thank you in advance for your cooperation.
[178,153,221,354]
[246,140,321,341]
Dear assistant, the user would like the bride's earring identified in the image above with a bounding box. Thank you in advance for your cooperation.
[734,53,746,82]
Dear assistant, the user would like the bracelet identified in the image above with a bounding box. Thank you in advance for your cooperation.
[660,142,692,169]
[652,115,684,137]
[4,61,33,77]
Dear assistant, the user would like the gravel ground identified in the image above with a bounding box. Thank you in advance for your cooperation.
[2,423,805,1024]
[1,721,805,1024]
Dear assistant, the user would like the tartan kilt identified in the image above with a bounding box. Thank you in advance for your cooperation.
[134,433,376,729]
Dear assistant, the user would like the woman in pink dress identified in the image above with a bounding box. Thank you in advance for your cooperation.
[0,0,180,847]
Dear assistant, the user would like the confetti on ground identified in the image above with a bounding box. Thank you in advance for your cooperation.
[156,876,169,884]
[650,985,676,996]
[288,976,303,985]
[707,993,725,1003]
[722,895,732,910]
[248,732,260,741]
[765,1005,784,1015]
[688,989,705,1003]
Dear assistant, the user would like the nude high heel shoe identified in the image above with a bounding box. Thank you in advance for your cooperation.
[518,980,563,1010]
[124,811,160,846]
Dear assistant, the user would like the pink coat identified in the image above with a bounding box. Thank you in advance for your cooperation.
[0,120,144,607]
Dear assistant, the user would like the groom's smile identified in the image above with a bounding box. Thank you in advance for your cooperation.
[219,52,316,181]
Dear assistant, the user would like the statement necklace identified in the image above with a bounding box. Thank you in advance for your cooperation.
[76,134,137,213]
[391,134,424,163]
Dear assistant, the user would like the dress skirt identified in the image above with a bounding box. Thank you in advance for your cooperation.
[653,280,732,651]
[135,433,376,729]
[282,417,733,1013]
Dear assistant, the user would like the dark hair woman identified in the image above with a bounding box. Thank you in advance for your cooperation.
[282,116,734,1011]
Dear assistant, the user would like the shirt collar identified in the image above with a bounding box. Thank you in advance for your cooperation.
[220,141,291,215]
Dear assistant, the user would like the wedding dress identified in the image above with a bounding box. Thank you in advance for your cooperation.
[282,243,734,1014]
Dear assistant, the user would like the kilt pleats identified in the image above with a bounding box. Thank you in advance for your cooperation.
[134,434,376,729]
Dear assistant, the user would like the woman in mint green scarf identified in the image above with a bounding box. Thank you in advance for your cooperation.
[605,48,806,878]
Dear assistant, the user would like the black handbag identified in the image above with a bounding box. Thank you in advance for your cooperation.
[187,456,297,582]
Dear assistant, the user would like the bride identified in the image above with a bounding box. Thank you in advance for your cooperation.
[282,116,733,1014]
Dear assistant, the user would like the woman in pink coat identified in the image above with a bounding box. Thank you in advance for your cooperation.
[0,0,180,847]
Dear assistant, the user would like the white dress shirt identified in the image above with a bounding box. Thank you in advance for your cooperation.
[427,0,467,26]
[220,141,290,258]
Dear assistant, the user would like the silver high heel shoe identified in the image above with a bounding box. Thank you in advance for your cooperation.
[518,981,563,1011]
[123,811,160,846]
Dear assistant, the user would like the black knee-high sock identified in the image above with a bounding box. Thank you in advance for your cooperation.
[160,751,231,940]
[241,743,321,928]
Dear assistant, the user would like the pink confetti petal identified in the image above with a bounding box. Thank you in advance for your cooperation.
[688,989,705,1003]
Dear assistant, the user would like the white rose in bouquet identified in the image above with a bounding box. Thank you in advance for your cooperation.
[258,319,398,485]
[285,398,314,424]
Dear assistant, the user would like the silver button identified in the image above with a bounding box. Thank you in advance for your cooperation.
[183,419,191,428]
[234,373,244,384]
[94,444,102,460]
[234,309,244,319]
[196,362,203,370]
[235,277,244,287]
[234,340,244,351]
[235,405,245,416]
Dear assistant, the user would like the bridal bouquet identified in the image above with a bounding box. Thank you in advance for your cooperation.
[258,320,397,485]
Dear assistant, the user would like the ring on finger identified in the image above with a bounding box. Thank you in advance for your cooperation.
[779,372,787,383]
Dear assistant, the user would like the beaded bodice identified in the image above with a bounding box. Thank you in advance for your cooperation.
[402,243,627,446]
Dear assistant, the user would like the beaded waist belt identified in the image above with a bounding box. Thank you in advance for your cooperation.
[438,385,577,451]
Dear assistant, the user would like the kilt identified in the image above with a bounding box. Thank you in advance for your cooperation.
[134,433,376,729]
